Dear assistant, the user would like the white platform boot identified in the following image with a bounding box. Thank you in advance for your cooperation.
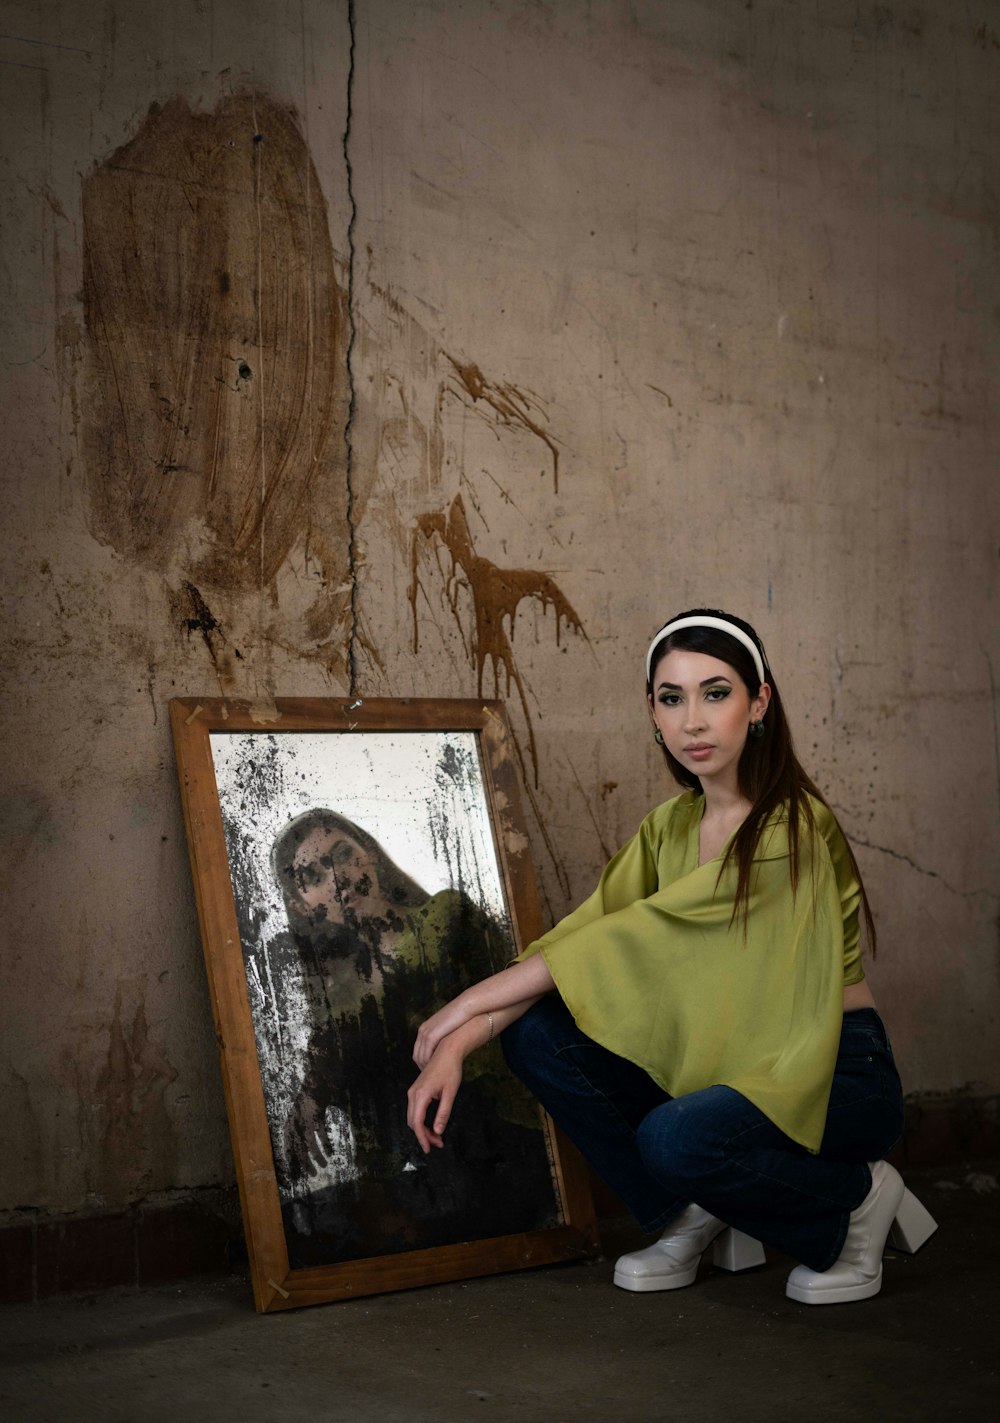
[613,1204,766,1293]
[785,1160,936,1305]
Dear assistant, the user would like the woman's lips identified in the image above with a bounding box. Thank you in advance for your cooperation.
[685,744,714,761]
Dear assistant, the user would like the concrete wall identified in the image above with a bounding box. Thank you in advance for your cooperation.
[2,0,997,1225]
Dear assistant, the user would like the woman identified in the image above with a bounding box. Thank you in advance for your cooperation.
[407,608,911,1305]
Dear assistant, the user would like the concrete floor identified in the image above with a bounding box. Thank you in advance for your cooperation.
[1,1161,997,1423]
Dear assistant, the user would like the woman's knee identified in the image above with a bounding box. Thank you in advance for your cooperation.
[820,1096,904,1163]
[635,1087,764,1188]
[636,1099,705,1188]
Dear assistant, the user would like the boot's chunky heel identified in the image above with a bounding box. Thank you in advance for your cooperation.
[712,1227,766,1273]
[887,1187,938,1254]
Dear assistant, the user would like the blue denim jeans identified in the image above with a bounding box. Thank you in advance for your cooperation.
[502,998,904,1272]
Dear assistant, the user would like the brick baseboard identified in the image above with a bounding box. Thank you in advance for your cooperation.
[895,1088,999,1165]
[0,1188,244,1305]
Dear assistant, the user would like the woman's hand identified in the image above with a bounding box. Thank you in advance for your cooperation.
[407,1037,466,1153]
[412,993,474,1069]
[407,970,553,1152]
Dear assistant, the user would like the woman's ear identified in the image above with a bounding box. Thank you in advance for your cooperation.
[752,682,772,723]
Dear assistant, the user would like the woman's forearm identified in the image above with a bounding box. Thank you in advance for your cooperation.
[460,955,554,1017]
[412,956,553,1068]
[452,994,546,1054]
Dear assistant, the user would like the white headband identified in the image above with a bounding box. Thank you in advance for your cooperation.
[646,616,767,686]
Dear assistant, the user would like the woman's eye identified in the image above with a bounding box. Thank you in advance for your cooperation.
[706,688,730,702]
[657,693,681,706]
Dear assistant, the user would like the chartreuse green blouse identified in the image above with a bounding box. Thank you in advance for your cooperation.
[517,792,864,1152]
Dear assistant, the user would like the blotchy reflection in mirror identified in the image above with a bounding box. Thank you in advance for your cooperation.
[211,730,561,1267]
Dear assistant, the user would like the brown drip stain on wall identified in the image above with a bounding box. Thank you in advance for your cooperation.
[445,355,560,493]
[80,92,349,597]
[409,493,586,785]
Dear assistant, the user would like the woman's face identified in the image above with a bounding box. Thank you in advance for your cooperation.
[290,826,388,925]
[648,648,770,793]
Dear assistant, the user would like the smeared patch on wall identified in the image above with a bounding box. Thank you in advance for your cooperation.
[445,355,561,492]
[80,92,349,597]
[55,312,84,444]
[408,493,586,786]
[94,981,179,1198]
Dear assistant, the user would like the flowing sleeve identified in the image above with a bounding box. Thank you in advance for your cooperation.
[522,806,846,1152]
[515,797,690,962]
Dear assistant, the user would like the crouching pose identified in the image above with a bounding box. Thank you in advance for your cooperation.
[407,609,920,1304]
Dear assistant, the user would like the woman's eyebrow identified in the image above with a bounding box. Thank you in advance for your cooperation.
[657,675,733,690]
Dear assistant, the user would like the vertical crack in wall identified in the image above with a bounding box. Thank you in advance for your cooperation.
[343,0,360,694]
[985,648,1000,827]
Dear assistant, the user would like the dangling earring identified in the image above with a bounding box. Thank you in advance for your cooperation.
[749,719,765,739]
[653,728,665,745]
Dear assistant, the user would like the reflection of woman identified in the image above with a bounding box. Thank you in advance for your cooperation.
[409,610,913,1307]
[273,809,429,1016]
[270,809,558,1268]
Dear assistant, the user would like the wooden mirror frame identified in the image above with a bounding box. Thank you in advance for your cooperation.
[170,695,598,1311]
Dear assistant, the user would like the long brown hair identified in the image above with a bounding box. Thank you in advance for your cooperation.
[646,608,876,948]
